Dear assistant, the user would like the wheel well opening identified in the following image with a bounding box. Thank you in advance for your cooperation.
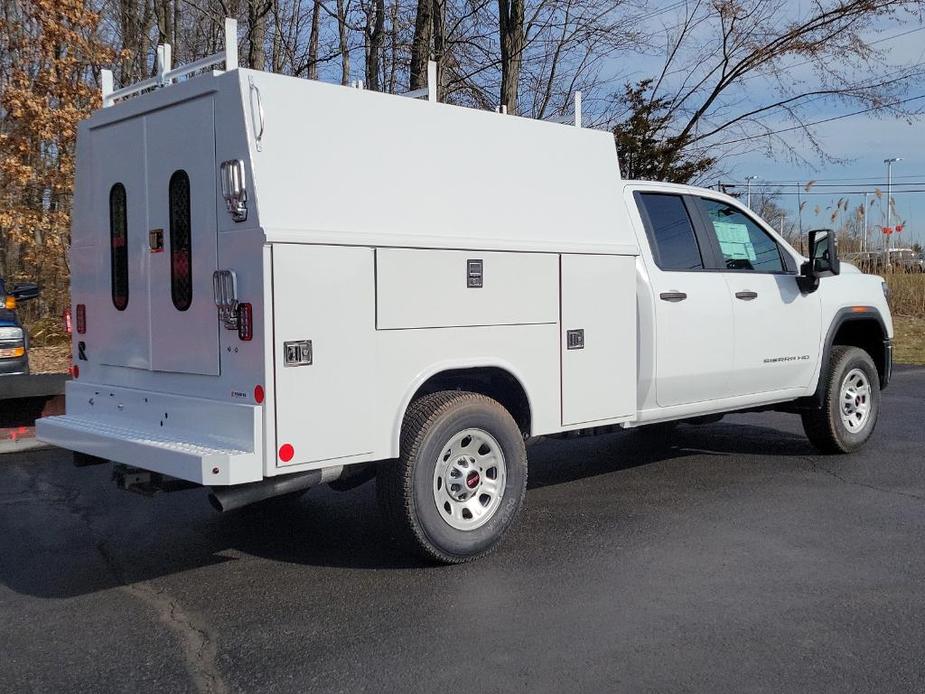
[411,367,532,435]
[832,318,886,382]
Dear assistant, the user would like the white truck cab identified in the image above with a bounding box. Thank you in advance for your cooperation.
[37,23,893,563]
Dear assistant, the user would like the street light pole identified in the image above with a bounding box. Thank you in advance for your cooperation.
[745,175,759,210]
[884,157,902,268]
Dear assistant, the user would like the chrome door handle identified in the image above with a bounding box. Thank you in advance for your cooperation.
[248,76,265,151]
[735,291,758,301]
[659,291,687,302]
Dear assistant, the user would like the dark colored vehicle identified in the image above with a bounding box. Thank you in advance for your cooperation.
[0,279,40,375]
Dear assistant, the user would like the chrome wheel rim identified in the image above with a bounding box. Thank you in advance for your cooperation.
[432,428,506,531]
[839,368,872,433]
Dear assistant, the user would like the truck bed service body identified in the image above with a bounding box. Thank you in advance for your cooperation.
[37,22,893,562]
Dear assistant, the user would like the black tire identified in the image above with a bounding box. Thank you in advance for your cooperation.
[801,345,881,454]
[377,391,528,564]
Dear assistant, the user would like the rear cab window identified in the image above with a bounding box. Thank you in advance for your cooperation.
[635,193,704,271]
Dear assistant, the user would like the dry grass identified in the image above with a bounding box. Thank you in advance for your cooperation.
[27,344,70,373]
[884,272,925,319]
[893,316,925,366]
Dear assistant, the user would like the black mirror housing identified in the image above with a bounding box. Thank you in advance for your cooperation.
[798,229,840,294]
[809,229,840,276]
[10,282,39,301]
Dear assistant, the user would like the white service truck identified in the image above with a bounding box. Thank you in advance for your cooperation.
[37,24,893,563]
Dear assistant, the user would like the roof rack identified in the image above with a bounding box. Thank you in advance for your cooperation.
[97,15,582,127]
[101,18,239,108]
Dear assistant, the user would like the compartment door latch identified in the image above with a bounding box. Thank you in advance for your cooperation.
[284,340,313,367]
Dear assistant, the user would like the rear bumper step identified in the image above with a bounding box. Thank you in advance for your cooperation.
[36,382,263,485]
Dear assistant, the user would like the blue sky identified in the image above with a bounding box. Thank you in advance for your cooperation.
[708,10,925,249]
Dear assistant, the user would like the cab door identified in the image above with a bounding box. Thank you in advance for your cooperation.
[632,191,736,407]
[692,196,821,395]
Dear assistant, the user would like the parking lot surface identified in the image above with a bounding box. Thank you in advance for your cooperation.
[2,367,924,693]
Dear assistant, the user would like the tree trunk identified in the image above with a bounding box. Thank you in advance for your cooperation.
[409,0,432,91]
[337,0,350,85]
[307,0,322,79]
[365,0,385,90]
[247,0,267,70]
[497,0,523,114]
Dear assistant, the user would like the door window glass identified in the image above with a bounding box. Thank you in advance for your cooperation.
[637,193,704,270]
[698,198,785,272]
[169,170,192,311]
[109,183,129,310]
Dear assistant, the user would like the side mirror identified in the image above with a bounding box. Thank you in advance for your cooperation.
[797,229,840,294]
[9,282,39,302]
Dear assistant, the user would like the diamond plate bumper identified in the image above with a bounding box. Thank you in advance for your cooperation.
[36,382,263,485]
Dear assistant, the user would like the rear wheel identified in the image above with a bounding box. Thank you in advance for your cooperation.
[377,391,527,564]
[801,346,881,454]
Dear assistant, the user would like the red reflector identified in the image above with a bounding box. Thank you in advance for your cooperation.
[254,385,265,404]
[70,364,80,379]
[76,304,86,334]
[279,443,294,462]
[237,303,253,341]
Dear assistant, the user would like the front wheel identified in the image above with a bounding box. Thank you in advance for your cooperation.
[801,346,881,454]
[377,391,528,564]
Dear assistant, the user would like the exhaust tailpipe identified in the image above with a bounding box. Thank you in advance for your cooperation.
[208,465,343,512]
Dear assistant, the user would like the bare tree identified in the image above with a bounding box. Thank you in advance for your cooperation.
[497,0,524,113]
[621,0,925,180]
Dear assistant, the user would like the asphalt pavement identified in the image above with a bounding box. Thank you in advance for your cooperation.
[2,367,924,693]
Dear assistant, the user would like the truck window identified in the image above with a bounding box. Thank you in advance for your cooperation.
[698,198,785,273]
[109,183,129,310]
[169,170,192,311]
[637,193,704,270]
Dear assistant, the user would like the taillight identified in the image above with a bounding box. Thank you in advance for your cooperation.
[76,304,86,334]
[70,364,80,379]
[237,302,253,341]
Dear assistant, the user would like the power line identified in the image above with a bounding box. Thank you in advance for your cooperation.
[726,174,925,184]
[733,189,925,196]
[725,182,925,189]
[716,94,925,145]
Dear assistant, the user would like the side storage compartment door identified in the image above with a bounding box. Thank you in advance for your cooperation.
[272,245,375,466]
[561,254,636,426]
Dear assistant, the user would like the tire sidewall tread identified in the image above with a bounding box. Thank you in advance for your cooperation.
[378,391,527,564]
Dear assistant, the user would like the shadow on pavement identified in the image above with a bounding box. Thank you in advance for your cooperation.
[0,419,814,597]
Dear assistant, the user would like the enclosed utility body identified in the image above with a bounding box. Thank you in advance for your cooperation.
[38,42,638,488]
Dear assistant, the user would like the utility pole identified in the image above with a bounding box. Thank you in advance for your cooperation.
[745,175,758,210]
[863,192,869,253]
[884,157,902,269]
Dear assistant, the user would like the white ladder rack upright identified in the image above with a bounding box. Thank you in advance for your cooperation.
[101,18,238,108]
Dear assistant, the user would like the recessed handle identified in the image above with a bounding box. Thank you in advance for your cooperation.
[735,291,758,301]
[659,291,687,302]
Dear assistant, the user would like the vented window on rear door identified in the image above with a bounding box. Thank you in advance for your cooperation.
[169,170,192,311]
[109,183,129,310]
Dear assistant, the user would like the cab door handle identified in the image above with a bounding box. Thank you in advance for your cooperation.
[659,291,687,302]
[735,291,758,301]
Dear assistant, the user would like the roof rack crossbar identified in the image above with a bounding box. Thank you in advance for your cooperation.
[399,61,437,102]
[101,17,238,108]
